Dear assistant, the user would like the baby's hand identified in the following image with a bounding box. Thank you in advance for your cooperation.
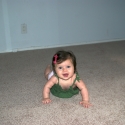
[42,98,51,104]
[79,100,92,108]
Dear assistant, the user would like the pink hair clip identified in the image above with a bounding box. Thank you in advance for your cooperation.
[53,54,58,64]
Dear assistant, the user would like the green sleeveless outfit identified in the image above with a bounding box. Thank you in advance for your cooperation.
[50,73,80,98]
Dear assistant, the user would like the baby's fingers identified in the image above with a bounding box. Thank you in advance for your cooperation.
[42,99,51,104]
[79,101,92,108]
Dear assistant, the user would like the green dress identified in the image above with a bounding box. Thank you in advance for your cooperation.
[50,73,80,98]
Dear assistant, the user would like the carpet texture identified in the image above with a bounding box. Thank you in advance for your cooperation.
[0,41,125,125]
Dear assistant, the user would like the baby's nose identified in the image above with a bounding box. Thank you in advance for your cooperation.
[63,67,67,71]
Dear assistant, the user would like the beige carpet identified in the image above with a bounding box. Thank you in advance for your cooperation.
[0,41,125,125]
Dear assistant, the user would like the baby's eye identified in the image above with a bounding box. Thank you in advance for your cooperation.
[67,66,70,68]
[58,67,62,69]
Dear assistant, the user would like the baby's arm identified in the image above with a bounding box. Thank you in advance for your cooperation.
[76,80,92,108]
[42,76,56,104]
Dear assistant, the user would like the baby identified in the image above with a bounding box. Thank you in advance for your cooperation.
[42,50,91,108]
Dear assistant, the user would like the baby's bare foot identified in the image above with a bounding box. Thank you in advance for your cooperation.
[44,65,52,80]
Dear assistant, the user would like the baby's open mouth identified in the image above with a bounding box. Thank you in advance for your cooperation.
[63,73,68,77]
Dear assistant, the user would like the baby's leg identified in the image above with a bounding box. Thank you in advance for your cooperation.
[44,65,52,80]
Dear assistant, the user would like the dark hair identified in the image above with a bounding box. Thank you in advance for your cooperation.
[52,50,77,73]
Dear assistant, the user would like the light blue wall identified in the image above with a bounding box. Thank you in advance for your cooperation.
[57,0,125,43]
[0,0,125,53]
[0,0,6,52]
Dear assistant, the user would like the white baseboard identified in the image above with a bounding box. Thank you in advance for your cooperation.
[0,39,125,53]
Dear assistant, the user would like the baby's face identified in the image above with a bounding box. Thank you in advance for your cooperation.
[55,59,74,80]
